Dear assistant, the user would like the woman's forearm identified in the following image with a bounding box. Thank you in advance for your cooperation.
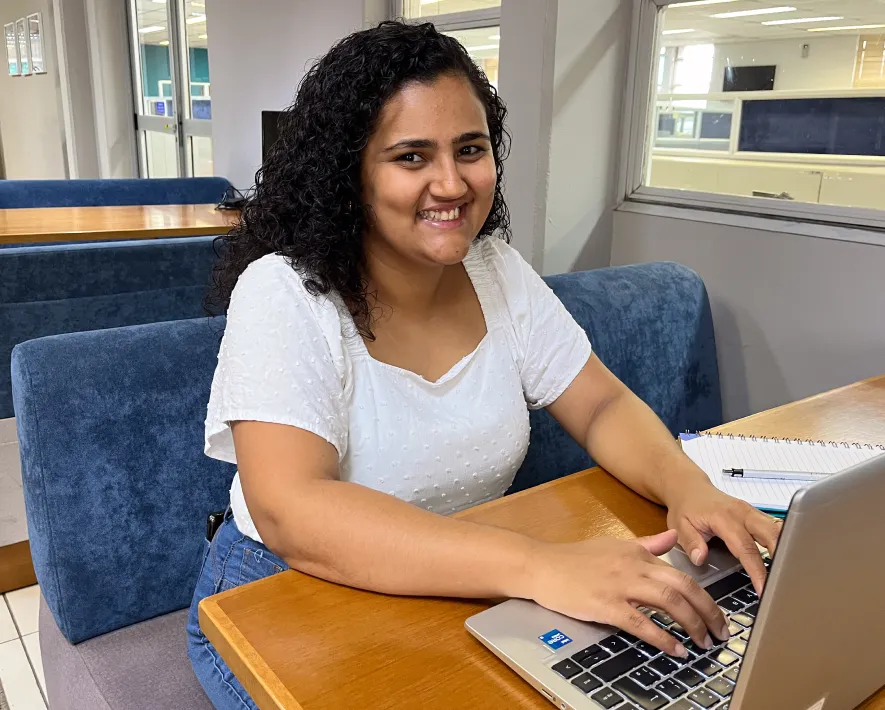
[583,389,711,507]
[253,478,538,599]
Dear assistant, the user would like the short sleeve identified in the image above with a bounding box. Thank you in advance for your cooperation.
[204,255,349,463]
[484,240,592,410]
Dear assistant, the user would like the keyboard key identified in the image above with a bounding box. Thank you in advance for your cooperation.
[612,677,670,710]
[744,603,760,617]
[655,677,688,699]
[669,701,700,710]
[705,571,748,601]
[618,630,640,644]
[668,623,689,641]
[740,630,751,641]
[731,613,754,628]
[727,638,748,657]
[651,611,674,627]
[590,687,625,708]
[635,641,661,657]
[629,666,661,687]
[688,687,721,707]
[570,672,602,693]
[692,657,721,677]
[572,644,610,668]
[648,656,678,676]
[718,596,745,613]
[600,634,630,653]
[593,648,648,682]
[707,676,736,697]
[673,667,705,688]
[551,658,582,679]
[710,649,740,668]
[728,621,744,637]
[723,666,740,683]
[733,588,758,605]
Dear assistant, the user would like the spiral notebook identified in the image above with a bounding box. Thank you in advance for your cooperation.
[680,433,885,513]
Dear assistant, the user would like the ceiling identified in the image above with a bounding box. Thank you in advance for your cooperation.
[135,0,207,49]
[661,0,885,43]
[404,0,500,19]
[444,26,500,59]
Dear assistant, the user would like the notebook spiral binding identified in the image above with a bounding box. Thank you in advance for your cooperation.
[686,431,885,451]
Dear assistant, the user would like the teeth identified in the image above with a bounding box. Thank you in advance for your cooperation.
[421,206,461,222]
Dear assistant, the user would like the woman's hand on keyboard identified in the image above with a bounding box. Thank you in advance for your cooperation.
[523,529,730,657]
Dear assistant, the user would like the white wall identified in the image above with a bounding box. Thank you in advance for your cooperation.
[542,0,632,276]
[611,209,885,421]
[0,0,68,179]
[711,35,858,92]
[207,0,371,190]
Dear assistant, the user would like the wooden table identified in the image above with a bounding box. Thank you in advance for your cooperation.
[200,375,885,710]
[0,203,240,245]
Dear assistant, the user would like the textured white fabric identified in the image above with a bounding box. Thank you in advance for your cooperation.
[205,238,592,542]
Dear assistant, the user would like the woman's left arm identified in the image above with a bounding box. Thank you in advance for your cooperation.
[547,353,782,594]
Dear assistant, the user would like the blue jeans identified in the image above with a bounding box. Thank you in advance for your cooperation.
[187,510,289,709]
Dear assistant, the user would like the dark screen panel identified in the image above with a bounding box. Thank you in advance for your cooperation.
[739,97,885,156]
[723,65,776,92]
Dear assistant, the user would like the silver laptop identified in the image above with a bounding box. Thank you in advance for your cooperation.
[466,453,885,710]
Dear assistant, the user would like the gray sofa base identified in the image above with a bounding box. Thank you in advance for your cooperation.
[40,596,212,710]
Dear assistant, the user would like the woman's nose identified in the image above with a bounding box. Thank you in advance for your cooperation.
[429,159,468,199]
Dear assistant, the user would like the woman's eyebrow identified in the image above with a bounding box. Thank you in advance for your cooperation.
[382,131,491,153]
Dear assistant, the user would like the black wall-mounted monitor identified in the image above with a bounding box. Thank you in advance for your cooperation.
[261,110,285,162]
[723,65,776,92]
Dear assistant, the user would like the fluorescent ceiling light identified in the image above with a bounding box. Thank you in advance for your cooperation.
[185,13,206,23]
[712,6,796,18]
[159,40,169,46]
[662,29,695,34]
[152,0,166,3]
[762,16,842,25]
[198,33,207,39]
[488,34,500,40]
[808,23,885,32]
[465,44,498,51]
[138,25,165,33]
[669,0,738,7]
[420,0,438,4]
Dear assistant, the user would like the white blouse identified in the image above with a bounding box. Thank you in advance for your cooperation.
[204,237,592,543]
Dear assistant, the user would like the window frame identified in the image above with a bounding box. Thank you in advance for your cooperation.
[393,1,501,31]
[619,0,885,232]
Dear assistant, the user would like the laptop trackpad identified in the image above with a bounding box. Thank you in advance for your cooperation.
[659,547,721,582]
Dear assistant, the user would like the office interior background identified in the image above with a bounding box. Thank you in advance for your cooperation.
[0,0,884,706]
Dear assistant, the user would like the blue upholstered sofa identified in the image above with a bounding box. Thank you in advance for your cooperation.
[0,237,220,420]
[0,177,232,209]
[11,261,722,710]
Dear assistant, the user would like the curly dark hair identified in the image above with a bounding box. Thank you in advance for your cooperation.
[205,20,511,338]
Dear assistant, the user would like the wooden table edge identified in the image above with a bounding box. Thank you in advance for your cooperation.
[200,593,306,710]
[2,226,228,244]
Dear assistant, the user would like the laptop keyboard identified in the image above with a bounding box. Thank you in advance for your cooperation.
[548,558,770,709]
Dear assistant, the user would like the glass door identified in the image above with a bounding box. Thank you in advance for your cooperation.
[129,0,213,177]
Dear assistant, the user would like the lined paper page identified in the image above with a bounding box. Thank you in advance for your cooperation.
[680,435,881,512]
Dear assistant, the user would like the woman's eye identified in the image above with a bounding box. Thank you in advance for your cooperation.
[396,152,424,163]
[460,145,486,157]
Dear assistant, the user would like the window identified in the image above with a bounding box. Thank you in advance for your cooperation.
[628,0,885,223]
[399,0,500,89]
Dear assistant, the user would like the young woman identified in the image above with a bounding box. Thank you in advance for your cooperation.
[187,21,781,709]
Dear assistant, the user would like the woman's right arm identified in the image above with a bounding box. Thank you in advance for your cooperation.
[233,421,729,656]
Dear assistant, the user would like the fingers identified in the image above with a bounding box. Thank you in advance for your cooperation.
[634,529,679,557]
[746,510,783,555]
[712,515,768,595]
[674,520,709,567]
[638,572,728,646]
[611,604,688,658]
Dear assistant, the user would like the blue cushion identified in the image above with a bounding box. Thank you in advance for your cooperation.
[13,318,235,644]
[0,237,219,419]
[0,177,232,209]
[510,262,722,493]
[12,262,721,644]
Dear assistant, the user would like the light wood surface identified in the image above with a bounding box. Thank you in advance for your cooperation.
[0,541,37,594]
[200,375,885,710]
[0,204,239,245]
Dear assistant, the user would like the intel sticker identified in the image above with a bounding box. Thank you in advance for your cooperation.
[539,629,573,651]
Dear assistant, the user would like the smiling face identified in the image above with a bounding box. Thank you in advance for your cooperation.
[360,72,497,268]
